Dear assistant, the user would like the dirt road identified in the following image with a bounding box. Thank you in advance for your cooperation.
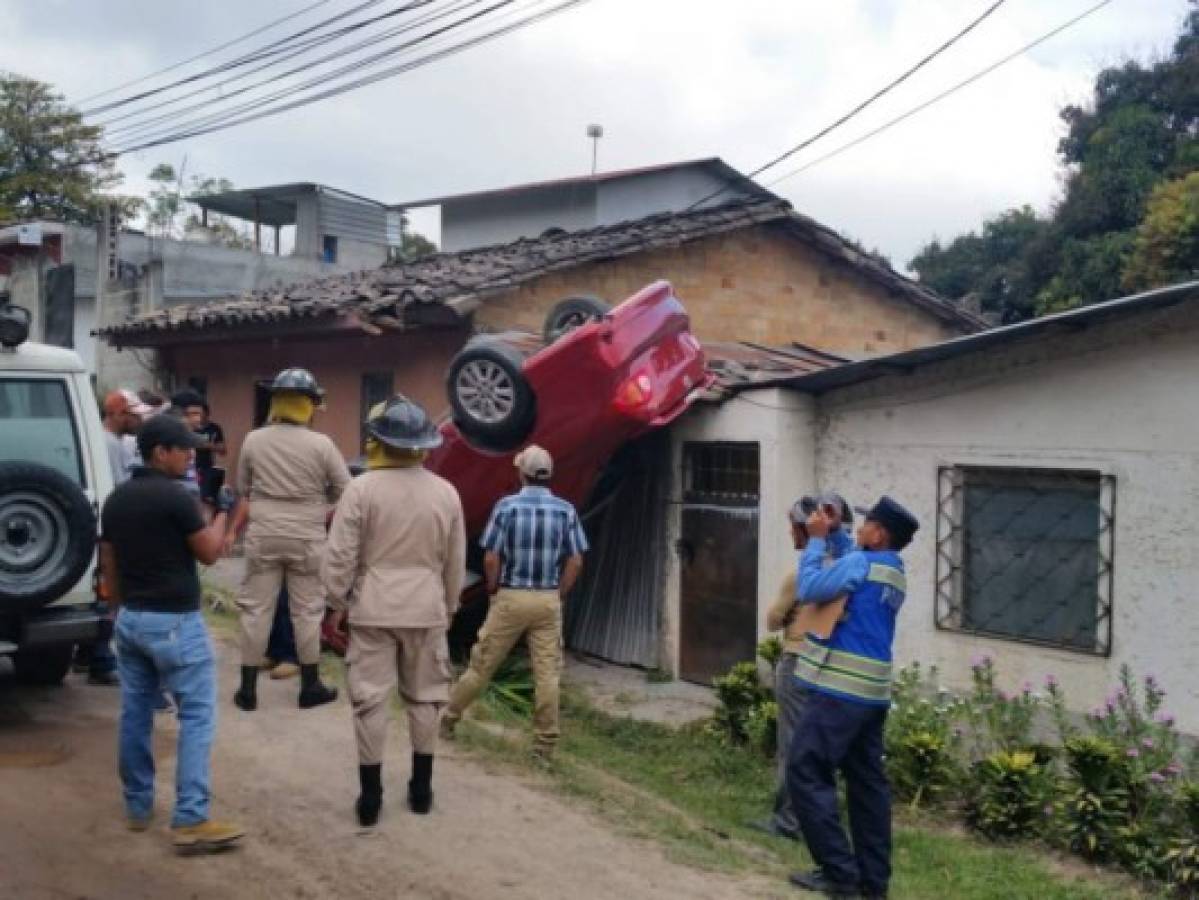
[0,642,773,900]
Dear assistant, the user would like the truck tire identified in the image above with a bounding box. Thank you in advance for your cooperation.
[13,643,74,686]
[0,462,96,615]
[447,340,536,447]
[542,296,611,344]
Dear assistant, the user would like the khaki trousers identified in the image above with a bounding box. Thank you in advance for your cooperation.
[237,533,326,666]
[347,626,452,764]
[444,588,563,751]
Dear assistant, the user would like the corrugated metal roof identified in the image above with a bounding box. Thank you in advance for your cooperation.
[741,280,1199,396]
[191,182,387,227]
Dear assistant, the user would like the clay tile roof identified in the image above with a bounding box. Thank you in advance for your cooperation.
[99,198,984,343]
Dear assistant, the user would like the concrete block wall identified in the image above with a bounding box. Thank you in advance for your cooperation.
[475,225,963,356]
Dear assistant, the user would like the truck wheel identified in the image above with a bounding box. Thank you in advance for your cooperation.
[542,296,611,344]
[447,340,535,446]
[0,462,96,615]
[13,643,75,686]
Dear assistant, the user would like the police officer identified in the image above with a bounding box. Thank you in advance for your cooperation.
[232,368,349,711]
[786,496,919,899]
[321,396,466,827]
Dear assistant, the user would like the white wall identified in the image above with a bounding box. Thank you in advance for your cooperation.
[663,389,817,673]
[813,306,1199,733]
[595,167,756,225]
[441,185,598,252]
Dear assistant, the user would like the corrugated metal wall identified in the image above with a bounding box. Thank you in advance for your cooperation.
[317,190,388,246]
[565,431,671,667]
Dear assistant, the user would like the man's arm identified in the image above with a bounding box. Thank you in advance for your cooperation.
[559,555,583,599]
[98,540,122,608]
[797,538,868,604]
[324,439,352,504]
[558,507,588,599]
[442,497,467,618]
[186,507,229,566]
[483,551,503,596]
[321,486,362,611]
[211,424,227,457]
[765,571,798,631]
[479,502,508,596]
[223,497,249,555]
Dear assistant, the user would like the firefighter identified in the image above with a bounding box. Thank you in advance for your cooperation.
[322,396,466,826]
[232,368,349,711]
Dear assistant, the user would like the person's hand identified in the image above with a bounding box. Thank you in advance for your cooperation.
[822,500,843,531]
[806,507,831,539]
[326,608,346,633]
[222,532,237,557]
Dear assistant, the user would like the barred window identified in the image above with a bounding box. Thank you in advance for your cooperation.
[682,442,759,503]
[935,466,1115,655]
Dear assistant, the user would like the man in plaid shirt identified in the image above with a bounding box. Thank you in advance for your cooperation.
[441,445,587,760]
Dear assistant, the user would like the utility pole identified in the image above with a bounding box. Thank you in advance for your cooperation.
[587,124,603,175]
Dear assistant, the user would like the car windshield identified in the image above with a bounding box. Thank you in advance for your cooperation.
[0,378,85,485]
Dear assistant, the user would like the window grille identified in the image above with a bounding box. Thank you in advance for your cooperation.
[682,442,759,503]
[935,466,1115,655]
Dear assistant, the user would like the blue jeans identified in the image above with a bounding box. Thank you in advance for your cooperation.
[115,609,216,827]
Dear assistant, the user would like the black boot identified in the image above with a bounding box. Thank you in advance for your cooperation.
[408,752,434,814]
[298,663,338,709]
[233,666,258,711]
[356,764,383,827]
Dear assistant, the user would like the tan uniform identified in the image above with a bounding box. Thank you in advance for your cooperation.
[235,422,350,666]
[766,571,805,653]
[321,466,466,763]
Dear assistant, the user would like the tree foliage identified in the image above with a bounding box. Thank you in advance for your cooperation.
[0,74,126,224]
[910,4,1199,321]
[145,162,251,249]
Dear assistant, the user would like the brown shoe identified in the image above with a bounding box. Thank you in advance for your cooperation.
[269,662,300,680]
[171,820,245,853]
[127,815,153,832]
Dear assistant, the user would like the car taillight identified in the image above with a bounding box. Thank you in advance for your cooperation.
[614,372,653,412]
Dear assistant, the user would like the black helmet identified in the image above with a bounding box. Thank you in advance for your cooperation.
[270,367,324,401]
[366,395,443,451]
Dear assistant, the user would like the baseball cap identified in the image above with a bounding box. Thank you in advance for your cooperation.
[136,414,204,461]
[514,444,553,479]
[855,496,920,545]
[103,388,153,418]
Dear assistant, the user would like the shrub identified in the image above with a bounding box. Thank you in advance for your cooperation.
[967,749,1051,841]
[712,662,770,744]
[885,663,965,808]
[1060,736,1131,861]
[1164,782,1199,896]
[963,656,1041,757]
[756,635,783,671]
[744,700,779,758]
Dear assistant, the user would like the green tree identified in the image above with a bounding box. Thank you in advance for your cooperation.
[1121,171,1199,291]
[143,162,251,249]
[0,74,125,223]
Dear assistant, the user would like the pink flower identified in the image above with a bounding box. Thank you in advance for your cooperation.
[1126,748,1140,758]
[1021,681,1033,695]
[1141,738,1155,750]
[1045,674,1059,689]
[1166,763,1183,776]
[1155,712,1175,727]
[1149,773,1166,784]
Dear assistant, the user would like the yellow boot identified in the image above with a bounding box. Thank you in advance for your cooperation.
[171,820,246,853]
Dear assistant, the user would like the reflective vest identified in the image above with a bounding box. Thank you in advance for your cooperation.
[794,551,906,706]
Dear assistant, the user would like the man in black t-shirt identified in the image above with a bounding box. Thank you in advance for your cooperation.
[100,415,246,854]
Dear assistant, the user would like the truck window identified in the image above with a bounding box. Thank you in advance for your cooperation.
[0,378,86,486]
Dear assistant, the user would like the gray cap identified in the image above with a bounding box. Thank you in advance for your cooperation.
[790,492,854,524]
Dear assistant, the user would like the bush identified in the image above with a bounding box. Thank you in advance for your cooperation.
[712,662,770,745]
[967,749,1051,840]
[885,663,965,808]
[1165,783,1199,897]
[1059,736,1131,861]
[756,635,783,671]
[963,656,1041,757]
[744,700,778,758]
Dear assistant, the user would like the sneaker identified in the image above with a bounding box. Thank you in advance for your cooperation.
[87,670,120,687]
[269,662,300,681]
[171,820,246,853]
[127,814,153,832]
[747,817,800,841]
[788,869,860,896]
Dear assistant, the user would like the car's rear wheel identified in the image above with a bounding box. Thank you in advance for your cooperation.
[543,296,611,344]
[0,462,96,615]
[447,341,536,446]
[13,643,74,686]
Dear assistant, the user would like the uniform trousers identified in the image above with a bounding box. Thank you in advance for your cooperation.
[444,588,563,751]
[347,625,452,763]
[237,532,327,666]
[787,690,891,895]
[770,652,808,833]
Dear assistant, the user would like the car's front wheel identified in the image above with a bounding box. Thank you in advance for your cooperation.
[447,340,536,447]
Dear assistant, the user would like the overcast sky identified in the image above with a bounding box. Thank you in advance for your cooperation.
[4,0,1192,267]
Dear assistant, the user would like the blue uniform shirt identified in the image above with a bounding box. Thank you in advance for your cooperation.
[481,486,589,590]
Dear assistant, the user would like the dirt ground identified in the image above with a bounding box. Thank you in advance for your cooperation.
[0,638,775,900]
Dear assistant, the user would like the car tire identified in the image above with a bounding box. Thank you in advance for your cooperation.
[0,462,96,615]
[447,340,536,446]
[13,642,74,686]
[542,296,611,344]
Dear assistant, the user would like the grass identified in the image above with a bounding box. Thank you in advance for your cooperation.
[454,685,1153,900]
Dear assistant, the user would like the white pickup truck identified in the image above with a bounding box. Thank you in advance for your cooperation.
[0,303,110,684]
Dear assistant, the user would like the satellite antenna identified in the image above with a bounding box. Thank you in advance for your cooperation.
[587,124,603,175]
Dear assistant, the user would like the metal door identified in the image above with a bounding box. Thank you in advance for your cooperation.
[678,442,759,684]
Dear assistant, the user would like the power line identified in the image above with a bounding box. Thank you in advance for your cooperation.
[75,0,336,105]
[767,0,1114,187]
[686,0,1008,210]
[81,0,388,116]
[111,0,516,152]
[99,0,593,159]
[99,0,455,137]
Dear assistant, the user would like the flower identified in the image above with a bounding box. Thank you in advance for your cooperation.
[1165,763,1183,776]
[1155,712,1175,727]
[1149,772,1167,784]
[1044,674,1059,689]
[1021,681,1033,695]
[1141,738,1155,750]
[1126,748,1140,758]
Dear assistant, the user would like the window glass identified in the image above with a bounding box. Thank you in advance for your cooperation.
[0,378,85,485]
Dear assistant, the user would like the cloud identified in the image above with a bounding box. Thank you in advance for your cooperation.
[2,0,1191,266]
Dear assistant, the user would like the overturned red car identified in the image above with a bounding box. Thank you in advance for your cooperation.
[322,280,712,652]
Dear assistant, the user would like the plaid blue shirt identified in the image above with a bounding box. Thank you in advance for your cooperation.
[481,486,589,590]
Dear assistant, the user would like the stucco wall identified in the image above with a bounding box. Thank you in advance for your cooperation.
[474,225,962,357]
[441,185,598,252]
[164,328,469,479]
[811,304,1199,732]
[661,390,817,674]
[594,168,757,225]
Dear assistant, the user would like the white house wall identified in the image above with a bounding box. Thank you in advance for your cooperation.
[595,168,756,225]
[813,306,1199,732]
[664,389,817,675]
[440,185,598,252]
